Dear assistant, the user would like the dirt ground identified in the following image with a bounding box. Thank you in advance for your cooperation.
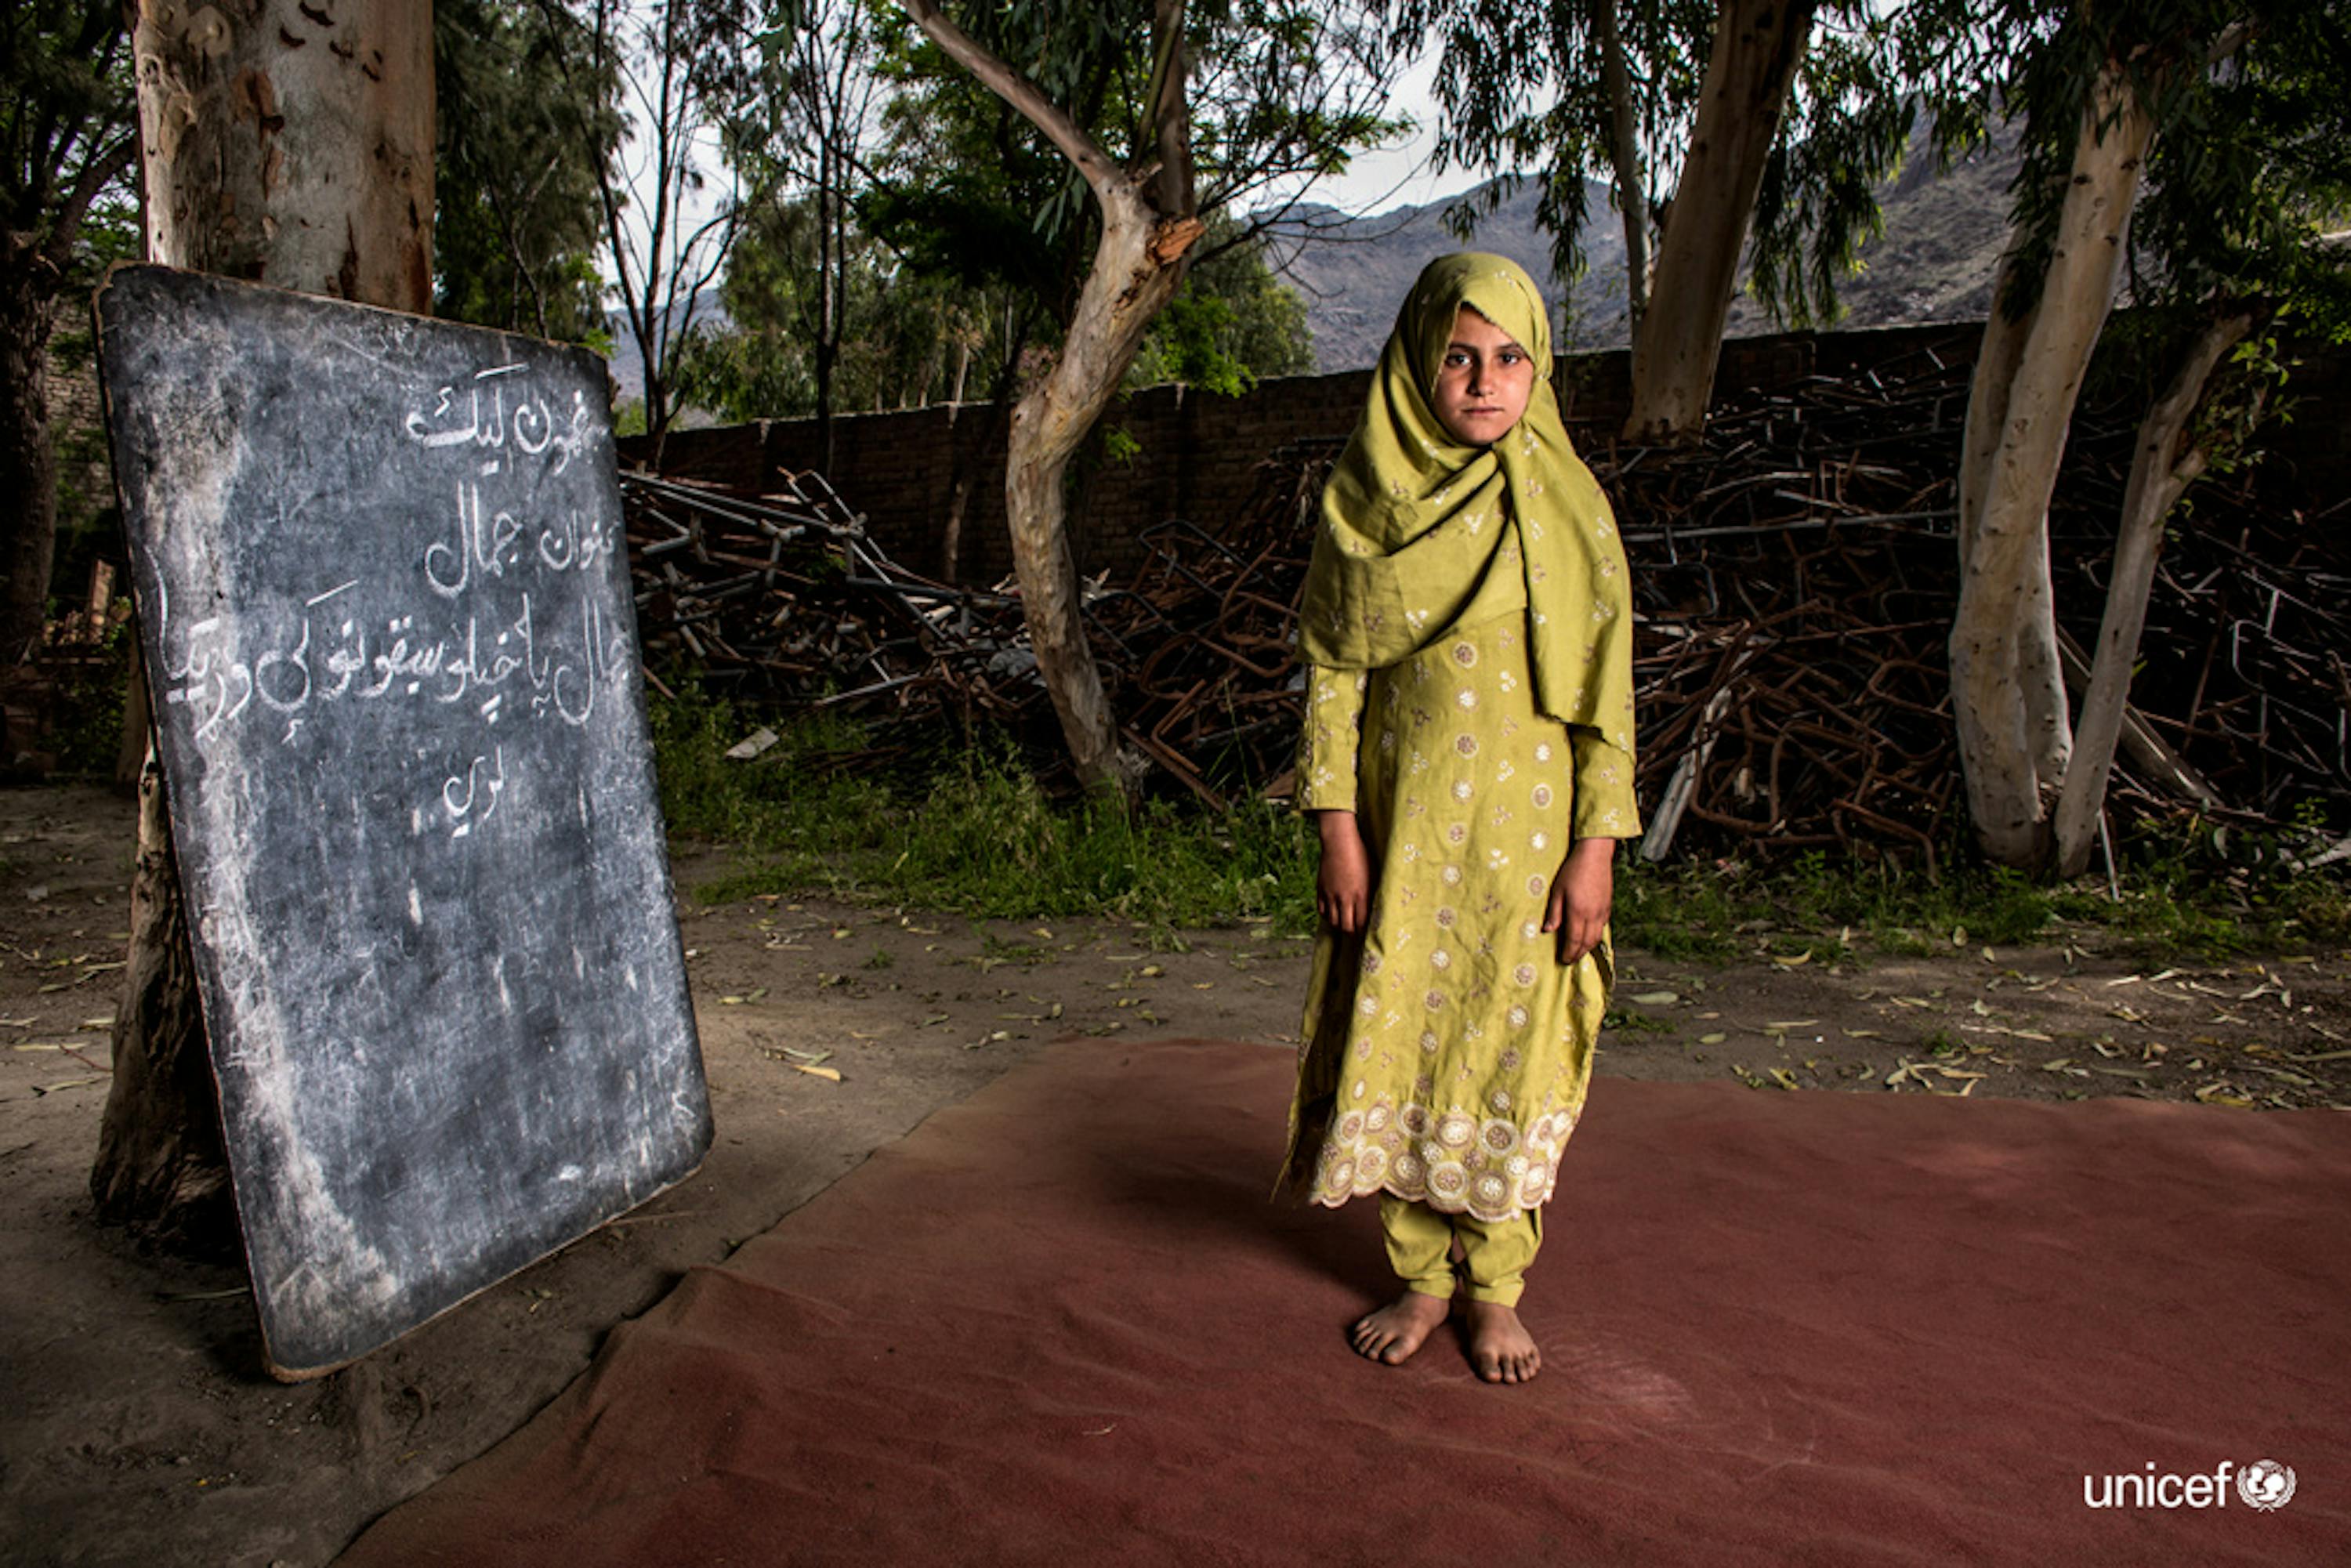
[3,780,2349,1566]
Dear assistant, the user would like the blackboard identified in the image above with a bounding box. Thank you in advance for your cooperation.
[96,266,710,1379]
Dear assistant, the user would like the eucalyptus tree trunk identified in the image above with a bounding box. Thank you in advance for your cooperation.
[94,1,433,1244]
[1592,0,1648,332]
[2049,310,2254,878]
[1622,0,1813,443]
[1003,199,1204,795]
[1949,60,2150,870]
[901,0,1203,798]
[815,145,839,471]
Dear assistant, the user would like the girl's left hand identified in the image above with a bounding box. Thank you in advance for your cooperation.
[1544,838,1616,966]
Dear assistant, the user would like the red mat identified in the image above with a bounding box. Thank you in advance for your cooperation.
[339,1038,2350,1566]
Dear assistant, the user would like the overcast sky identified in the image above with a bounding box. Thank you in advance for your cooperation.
[604,51,1472,299]
[1255,51,1473,219]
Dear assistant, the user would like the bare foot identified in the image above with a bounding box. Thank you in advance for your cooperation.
[1462,1300,1541,1384]
[1350,1291,1450,1366]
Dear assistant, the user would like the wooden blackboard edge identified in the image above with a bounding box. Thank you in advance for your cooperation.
[97,262,618,420]
[96,264,317,1385]
[255,1149,712,1384]
[90,261,254,1308]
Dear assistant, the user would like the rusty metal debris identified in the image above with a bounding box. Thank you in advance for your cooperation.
[1596,339,2349,865]
[618,455,1329,805]
[621,342,2349,865]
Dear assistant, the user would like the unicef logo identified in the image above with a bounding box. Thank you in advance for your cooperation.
[2237,1459,2296,1512]
[2082,1458,2297,1510]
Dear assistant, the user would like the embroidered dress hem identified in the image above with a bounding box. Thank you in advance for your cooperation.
[1300,1099,1585,1224]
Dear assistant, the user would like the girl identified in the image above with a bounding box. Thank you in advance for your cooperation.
[1281,253,1640,1385]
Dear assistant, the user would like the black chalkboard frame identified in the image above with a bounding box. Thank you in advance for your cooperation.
[96,266,712,1379]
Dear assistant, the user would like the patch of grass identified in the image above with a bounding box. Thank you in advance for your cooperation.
[1612,851,2089,962]
[1766,933,1853,967]
[46,621,135,777]
[1872,925,1940,959]
[1611,862,1745,961]
[2092,809,2351,960]
[1614,827,2348,967]
[652,689,2349,962]
[2276,878,2351,945]
[654,690,1320,933]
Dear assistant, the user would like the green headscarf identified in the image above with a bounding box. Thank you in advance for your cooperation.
[1297,252,1636,757]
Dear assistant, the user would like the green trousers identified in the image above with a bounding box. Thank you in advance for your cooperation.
[1379,1194,1542,1307]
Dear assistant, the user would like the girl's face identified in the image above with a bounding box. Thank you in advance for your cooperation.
[1430,305,1534,447]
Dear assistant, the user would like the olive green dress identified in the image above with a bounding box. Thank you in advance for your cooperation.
[1284,524,1641,1223]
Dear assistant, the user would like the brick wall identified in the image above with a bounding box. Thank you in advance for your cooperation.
[39,311,2334,602]
[635,368,1382,588]
[626,320,2005,586]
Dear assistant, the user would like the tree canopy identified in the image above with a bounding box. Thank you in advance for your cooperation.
[1,2,135,658]
[674,0,1375,429]
[434,0,625,343]
[1934,0,2351,871]
[1395,0,1913,331]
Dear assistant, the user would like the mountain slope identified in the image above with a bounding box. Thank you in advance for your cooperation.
[1267,121,2023,371]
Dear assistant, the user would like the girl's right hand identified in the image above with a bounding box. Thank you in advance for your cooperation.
[1316,811,1374,932]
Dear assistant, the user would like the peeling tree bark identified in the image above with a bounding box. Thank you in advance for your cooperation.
[900,0,1202,798]
[2050,310,2254,877]
[1622,0,1813,443]
[1948,60,2152,870]
[132,0,433,309]
[94,0,433,1244]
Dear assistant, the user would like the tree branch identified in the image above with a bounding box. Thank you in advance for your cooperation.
[896,0,1125,200]
[1145,0,1191,215]
[38,131,136,279]
[2208,18,2255,65]
[2048,306,2255,876]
